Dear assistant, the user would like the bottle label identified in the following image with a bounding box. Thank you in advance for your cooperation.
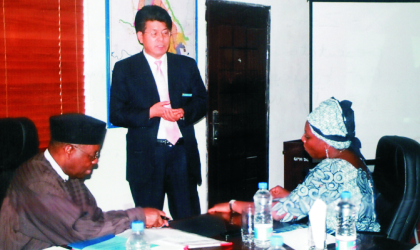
[254,224,273,241]
[336,239,356,250]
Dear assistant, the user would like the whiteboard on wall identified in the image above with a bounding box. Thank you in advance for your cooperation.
[312,2,420,159]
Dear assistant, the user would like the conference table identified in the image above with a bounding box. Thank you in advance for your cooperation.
[168,212,416,250]
[47,212,416,250]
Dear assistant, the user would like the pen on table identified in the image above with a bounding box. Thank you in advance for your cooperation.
[160,215,171,221]
[184,242,233,249]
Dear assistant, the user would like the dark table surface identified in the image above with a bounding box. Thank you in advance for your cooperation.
[169,212,416,250]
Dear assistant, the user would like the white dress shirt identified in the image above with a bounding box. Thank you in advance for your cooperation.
[143,51,182,140]
[44,149,69,182]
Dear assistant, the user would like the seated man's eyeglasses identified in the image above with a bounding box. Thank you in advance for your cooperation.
[144,29,171,38]
[72,145,100,161]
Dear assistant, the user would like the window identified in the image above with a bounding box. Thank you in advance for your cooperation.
[0,0,84,148]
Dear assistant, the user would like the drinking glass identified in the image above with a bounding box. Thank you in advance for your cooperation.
[241,205,255,244]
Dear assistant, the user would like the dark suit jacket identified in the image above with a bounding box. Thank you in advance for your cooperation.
[109,52,207,185]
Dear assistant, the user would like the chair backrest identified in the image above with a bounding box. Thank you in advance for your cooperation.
[0,117,39,207]
[372,135,420,242]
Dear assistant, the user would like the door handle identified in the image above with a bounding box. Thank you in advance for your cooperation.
[212,110,218,146]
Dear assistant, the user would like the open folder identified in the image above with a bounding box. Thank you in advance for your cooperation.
[69,228,231,250]
[69,234,116,250]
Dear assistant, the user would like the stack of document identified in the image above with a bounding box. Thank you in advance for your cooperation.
[69,228,231,250]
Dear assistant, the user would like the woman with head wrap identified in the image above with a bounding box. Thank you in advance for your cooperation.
[208,97,380,233]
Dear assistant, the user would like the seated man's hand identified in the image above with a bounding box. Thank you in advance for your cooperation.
[270,185,290,199]
[143,208,170,228]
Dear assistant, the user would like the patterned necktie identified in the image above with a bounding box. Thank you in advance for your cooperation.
[155,60,180,145]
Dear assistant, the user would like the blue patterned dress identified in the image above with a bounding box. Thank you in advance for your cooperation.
[272,158,380,233]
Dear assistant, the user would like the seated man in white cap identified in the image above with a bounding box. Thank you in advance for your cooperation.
[0,113,168,250]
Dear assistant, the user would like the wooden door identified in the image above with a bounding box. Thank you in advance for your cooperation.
[206,1,270,207]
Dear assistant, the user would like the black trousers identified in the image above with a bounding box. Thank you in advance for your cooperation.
[129,144,200,220]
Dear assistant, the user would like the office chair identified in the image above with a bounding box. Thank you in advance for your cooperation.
[372,135,420,243]
[0,117,39,208]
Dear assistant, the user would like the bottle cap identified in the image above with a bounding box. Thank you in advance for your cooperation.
[258,182,268,189]
[131,220,145,232]
[270,235,284,246]
[341,191,351,199]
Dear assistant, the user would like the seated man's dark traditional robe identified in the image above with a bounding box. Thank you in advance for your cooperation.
[0,153,145,250]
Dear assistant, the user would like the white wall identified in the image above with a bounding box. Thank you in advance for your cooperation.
[312,2,420,160]
[83,0,310,215]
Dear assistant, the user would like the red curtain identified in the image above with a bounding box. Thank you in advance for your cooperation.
[0,0,85,148]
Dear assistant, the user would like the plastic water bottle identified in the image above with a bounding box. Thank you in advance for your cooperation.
[335,191,356,250]
[253,182,273,248]
[268,235,286,250]
[126,221,150,250]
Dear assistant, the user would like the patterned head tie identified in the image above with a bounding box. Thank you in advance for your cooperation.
[307,97,364,158]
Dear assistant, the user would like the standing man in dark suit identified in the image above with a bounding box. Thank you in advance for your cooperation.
[109,5,207,220]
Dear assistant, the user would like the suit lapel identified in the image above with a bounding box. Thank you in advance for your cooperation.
[167,53,179,108]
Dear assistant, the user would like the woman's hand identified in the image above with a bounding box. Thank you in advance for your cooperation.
[208,201,253,214]
[208,202,230,213]
[270,185,290,199]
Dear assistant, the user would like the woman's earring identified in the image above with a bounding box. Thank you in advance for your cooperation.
[325,148,329,159]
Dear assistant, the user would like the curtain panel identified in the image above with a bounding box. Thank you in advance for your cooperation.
[0,0,85,148]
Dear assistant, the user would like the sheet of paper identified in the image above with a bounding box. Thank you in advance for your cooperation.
[119,228,229,250]
[67,228,227,250]
[277,228,335,250]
